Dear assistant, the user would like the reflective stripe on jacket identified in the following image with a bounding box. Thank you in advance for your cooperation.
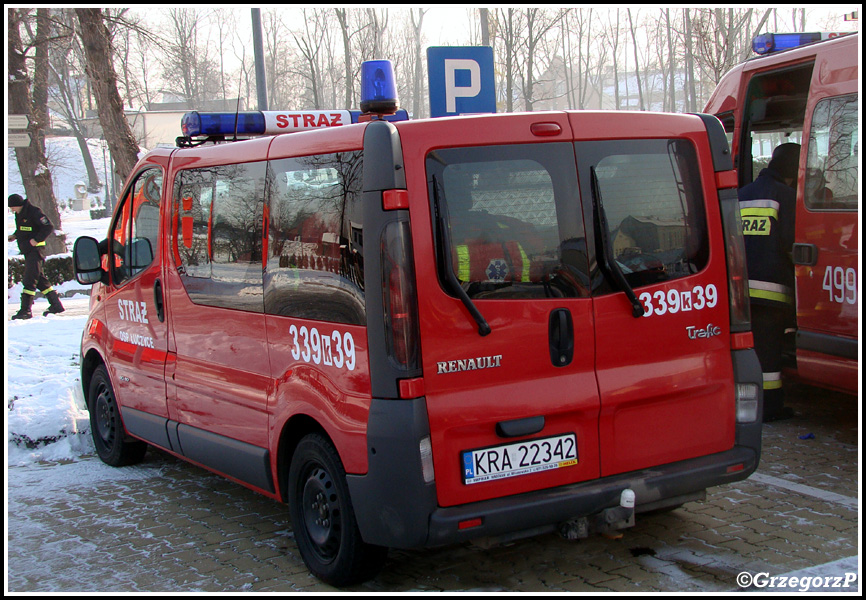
[14,202,53,255]
[454,240,531,283]
[738,168,796,306]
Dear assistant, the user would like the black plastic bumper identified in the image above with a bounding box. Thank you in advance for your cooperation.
[347,395,761,550]
[424,444,758,547]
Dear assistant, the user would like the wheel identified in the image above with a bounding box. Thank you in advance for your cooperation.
[288,434,387,586]
[88,365,147,466]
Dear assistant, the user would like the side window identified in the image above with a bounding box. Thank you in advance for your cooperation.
[805,94,858,211]
[174,172,213,280]
[577,139,709,289]
[110,168,163,286]
[172,162,266,312]
[426,143,589,300]
[265,151,365,325]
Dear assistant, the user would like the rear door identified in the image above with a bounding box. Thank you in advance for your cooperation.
[402,114,601,507]
[570,114,736,476]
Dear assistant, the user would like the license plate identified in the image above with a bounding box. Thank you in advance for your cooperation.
[462,433,577,485]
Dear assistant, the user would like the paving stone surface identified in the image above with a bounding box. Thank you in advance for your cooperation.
[7,384,859,593]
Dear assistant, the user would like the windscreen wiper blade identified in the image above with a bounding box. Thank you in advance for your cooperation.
[590,166,645,318]
[431,175,492,336]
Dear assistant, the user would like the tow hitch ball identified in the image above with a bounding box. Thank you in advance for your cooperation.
[558,489,636,540]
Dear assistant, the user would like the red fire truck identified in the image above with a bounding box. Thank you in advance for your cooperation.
[704,32,859,395]
[74,60,764,585]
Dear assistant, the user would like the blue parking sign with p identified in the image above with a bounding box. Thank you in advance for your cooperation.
[427,46,495,117]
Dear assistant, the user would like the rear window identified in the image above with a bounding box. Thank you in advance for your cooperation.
[426,139,709,300]
[426,142,589,299]
[576,139,709,290]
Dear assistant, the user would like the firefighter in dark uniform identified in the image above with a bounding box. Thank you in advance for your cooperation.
[8,194,65,319]
[738,143,799,422]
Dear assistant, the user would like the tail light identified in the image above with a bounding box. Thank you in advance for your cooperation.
[736,383,760,422]
[419,436,435,483]
[381,220,421,371]
[718,189,751,332]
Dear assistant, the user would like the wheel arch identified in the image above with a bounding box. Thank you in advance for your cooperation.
[275,414,330,503]
[80,348,107,409]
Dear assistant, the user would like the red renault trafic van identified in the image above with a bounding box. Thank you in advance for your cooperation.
[74,62,763,586]
[704,32,858,395]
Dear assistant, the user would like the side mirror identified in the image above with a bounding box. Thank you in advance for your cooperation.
[73,236,105,285]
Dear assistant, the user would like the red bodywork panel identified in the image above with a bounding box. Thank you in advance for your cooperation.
[396,112,736,506]
[704,33,858,395]
[82,109,746,513]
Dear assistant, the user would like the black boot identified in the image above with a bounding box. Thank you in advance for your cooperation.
[12,292,34,320]
[43,289,65,316]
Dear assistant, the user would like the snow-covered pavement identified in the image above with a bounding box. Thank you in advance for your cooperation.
[6,300,94,465]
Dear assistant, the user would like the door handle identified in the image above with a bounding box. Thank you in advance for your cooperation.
[153,279,165,322]
[792,243,818,266]
[548,308,573,367]
[496,415,545,438]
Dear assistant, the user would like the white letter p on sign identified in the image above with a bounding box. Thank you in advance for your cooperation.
[444,59,481,113]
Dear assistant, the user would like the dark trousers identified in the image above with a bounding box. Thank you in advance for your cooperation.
[21,250,50,293]
[751,303,787,419]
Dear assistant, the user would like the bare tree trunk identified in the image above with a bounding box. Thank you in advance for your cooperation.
[627,9,645,111]
[49,10,102,192]
[9,8,66,255]
[561,11,573,109]
[335,9,353,110]
[666,9,676,112]
[293,11,323,110]
[580,10,593,110]
[684,9,697,113]
[51,62,102,191]
[32,10,51,138]
[611,10,621,110]
[524,9,536,112]
[500,8,515,113]
[75,8,140,194]
[411,9,426,118]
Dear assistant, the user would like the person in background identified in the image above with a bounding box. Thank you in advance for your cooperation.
[738,143,800,422]
[8,193,65,320]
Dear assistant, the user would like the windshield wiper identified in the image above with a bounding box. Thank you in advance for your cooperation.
[590,166,645,318]
[431,174,492,336]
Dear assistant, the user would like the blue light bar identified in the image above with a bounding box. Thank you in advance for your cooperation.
[752,32,832,55]
[360,60,399,114]
[181,111,266,137]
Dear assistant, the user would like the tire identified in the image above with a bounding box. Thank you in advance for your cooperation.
[288,434,387,586]
[88,365,147,466]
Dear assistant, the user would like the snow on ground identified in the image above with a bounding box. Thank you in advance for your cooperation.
[7,138,113,465]
[7,301,94,465]
[6,210,107,466]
